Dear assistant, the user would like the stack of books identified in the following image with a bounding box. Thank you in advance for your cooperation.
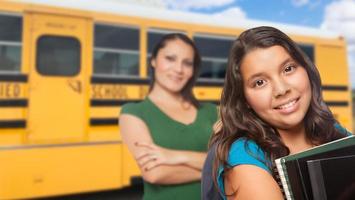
[275,135,355,200]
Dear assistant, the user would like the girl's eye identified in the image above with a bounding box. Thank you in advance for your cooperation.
[254,79,266,87]
[284,65,296,73]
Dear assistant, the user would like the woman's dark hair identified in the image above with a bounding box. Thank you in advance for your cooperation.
[149,33,201,108]
[210,26,345,187]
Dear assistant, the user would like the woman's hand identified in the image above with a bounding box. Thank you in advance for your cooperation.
[135,142,185,171]
[120,114,202,184]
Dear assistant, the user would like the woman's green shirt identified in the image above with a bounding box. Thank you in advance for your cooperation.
[121,98,218,200]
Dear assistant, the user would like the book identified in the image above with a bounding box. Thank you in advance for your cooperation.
[307,155,355,200]
[275,135,355,200]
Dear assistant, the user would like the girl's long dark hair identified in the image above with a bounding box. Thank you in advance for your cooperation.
[210,26,345,188]
[149,33,201,108]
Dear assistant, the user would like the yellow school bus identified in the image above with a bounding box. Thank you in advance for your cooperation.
[0,0,352,199]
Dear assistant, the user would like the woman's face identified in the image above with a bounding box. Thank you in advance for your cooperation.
[151,39,194,93]
[241,45,312,131]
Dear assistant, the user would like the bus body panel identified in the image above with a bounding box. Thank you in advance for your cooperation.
[0,142,122,199]
[27,13,88,143]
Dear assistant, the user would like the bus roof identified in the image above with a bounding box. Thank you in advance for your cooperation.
[15,0,339,39]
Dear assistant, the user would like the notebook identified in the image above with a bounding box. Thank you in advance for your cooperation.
[307,154,355,200]
[275,135,355,200]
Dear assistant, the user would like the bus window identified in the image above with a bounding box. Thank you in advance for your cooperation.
[147,31,163,76]
[194,35,234,80]
[299,44,314,62]
[147,31,166,55]
[0,14,22,72]
[36,36,80,76]
[94,24,139,76]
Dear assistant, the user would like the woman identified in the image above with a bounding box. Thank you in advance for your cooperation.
[120,33,218,200]
[202,26,351,200]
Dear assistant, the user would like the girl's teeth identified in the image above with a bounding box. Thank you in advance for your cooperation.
[278,100,296,109]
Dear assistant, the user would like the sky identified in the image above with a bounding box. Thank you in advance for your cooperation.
[158,0,355,89]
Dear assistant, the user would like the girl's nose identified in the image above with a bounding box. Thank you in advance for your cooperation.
[273,78,291,98]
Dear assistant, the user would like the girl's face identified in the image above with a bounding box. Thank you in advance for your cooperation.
[151,39,194,93]
[241,45,312,131]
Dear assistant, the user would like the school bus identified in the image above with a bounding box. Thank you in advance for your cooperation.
[0,0,352,199]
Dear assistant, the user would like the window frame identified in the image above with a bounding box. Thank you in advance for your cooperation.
[93,22,140,78]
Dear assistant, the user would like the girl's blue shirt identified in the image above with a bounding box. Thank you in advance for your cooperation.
[216,124,352,200]
[217,138,271,200]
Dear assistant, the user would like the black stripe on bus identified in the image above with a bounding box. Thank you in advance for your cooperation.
[325,101,348,107]
[0,99,28,107]
[91,99,140,106]
[91,76,150,84]
[90,118,118,126]
[0,120,26,128]
[322,85,348,91]
[0,74,28,82]
[196,79,224,87]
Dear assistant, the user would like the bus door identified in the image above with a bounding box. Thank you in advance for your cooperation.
[27,13,90,143]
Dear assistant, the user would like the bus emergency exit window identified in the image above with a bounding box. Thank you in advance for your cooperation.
[36,36,81,76]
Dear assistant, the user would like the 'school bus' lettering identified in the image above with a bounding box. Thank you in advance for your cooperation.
[92,84,128,99]
[0,83,21,98]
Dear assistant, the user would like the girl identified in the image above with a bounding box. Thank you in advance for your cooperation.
[120,33,218,200]
[202,26,351,200]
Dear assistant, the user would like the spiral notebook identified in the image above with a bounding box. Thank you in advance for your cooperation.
[275,135,355,200]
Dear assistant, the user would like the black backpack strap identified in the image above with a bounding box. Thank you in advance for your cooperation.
[201,144,223,200]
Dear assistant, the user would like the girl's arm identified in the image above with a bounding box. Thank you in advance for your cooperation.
[224,165,284,200]
[119,114,207,184]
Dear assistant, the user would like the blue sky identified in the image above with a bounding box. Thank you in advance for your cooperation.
[180,0,330,28]
[160,0,355,88]
[214,0,325,26]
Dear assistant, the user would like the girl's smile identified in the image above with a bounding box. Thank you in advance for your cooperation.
[273,97,300,114]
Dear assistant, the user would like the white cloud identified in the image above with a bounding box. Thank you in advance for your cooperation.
[212,7,246,19]
[163,0,234,10]
[321,0,355,88]
[291,0,309,7]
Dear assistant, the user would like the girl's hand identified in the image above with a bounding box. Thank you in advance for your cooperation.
[135,142,185,171]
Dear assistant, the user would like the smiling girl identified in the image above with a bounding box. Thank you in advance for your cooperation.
[202,26,351,200]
